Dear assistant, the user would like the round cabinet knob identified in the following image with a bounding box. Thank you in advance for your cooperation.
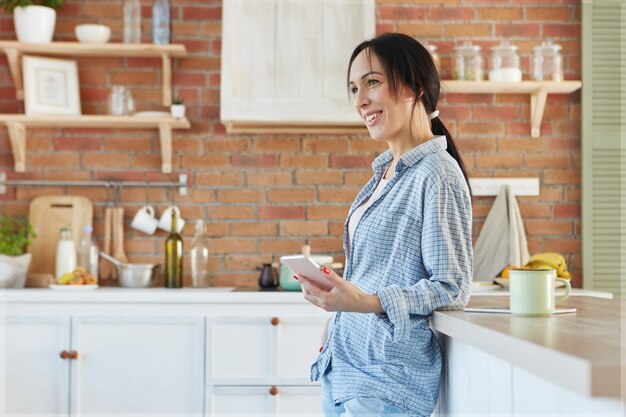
[269,386,279,396]
[69,351,79,360]
[270,317,280,326]
[59,350,70,359]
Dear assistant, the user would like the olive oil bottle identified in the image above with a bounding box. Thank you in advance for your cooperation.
[165,209,183,288]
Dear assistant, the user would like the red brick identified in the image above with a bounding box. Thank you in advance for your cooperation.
[456,138,497,153]
[208,239,256,254]
[182,155,230,168]
[307,238,344,253]
[172,72,207,87]
[544,23,580,38]
[53,137,100,151]
[543,170,580,185]
[525,220,573,236]
[232,155,278,168]
[329,155,374,169]
[477,7,523,20]
[458,122,506,136]
[280,221,328,236]
[182,6,221,20]
[495,23,541,37]
[253,138,300,152]
[296,171,344,185]
[525,155,570,169]
[105,137,153,152]
[231,223,278,237]
[526,7,572,21]
[429,7,474,20]
[319,188,360,203]
[379,6,426,20]
[303,138,350,153]
[196,172,243,187]
[247,172,293,186]
[475,154,523,169]
[279,155,326,169]
[543,239,580,253]
[350,140,388,153]
[268,189,316,203]
[473,106,520,120]
[110,71,158,85]
[345,172,372,185]
[259,206,305,220]
[209,206,255,220]
[219,189,264,203]
[307,206,349,221]
[553,204,580,218]
[204,139,249,153]
[519,204,551,219]
[397,23,442,38]
[446,24,492,38]
[258,239,305,254]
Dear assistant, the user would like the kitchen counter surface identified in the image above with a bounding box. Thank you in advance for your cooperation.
[432,296,625,399]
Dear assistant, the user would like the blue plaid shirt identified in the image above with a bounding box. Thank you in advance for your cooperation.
[310,136,473,416]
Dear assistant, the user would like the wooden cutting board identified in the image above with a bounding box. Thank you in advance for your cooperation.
[27,195,93,285]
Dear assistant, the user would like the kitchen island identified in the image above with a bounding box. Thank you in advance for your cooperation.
[1,289,623,416]
[433,296,625,416]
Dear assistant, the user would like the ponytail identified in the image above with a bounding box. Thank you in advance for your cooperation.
[431,117,472,197]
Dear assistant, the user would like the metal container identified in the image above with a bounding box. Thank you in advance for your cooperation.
[100,252,159,288]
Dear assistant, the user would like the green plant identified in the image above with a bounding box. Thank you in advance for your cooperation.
[0,0,64,12]
[0,214,36,256]
[172,98,184,105]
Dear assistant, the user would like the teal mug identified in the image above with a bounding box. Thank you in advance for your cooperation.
[509,269,571,316]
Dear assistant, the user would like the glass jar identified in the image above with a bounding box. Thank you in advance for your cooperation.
[424,43,441,73]
[453,42,483,81]
[489,41,522,82]
[532,41,563,82]
[109,86,135,116]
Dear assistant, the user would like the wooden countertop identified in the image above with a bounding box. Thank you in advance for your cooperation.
[432,296,625,399]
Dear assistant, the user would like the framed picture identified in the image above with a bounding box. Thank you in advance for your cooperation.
[23,56,81,116]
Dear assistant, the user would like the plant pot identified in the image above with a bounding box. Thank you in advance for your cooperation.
[171,104,186,119]
[14,6,57,44]
[0,253,32,288]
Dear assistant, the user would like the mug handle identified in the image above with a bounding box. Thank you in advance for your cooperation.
[144,205,155,216]
[554,278,571,305]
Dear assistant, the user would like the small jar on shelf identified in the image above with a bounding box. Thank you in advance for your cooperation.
[532,41,563,82]
[453,42,484,81]
[489,41,522,82]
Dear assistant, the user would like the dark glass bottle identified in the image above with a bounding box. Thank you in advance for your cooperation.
[165,209,183,288]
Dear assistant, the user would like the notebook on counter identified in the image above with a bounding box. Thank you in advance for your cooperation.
[463,306,577,314]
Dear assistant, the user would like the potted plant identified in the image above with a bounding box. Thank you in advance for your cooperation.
[0,214,36,287]
[171,98,185,119]
[1,0,64,44]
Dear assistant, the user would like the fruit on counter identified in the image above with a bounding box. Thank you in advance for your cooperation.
[56,266,97,285]
[497,253,571,280]
[524,252,571,279]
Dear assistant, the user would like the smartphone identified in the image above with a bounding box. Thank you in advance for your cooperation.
[280,255,334,291]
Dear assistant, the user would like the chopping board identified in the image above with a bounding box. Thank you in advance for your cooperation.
[27,195,93,286]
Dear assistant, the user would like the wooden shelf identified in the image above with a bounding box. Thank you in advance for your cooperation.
[0,115,191,173]
[441,80,582,138]
[0,41,188,106]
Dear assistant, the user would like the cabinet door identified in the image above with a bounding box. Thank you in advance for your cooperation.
[208,385,322,416]
[221,0,375,130]
[2,316,71,415]
[207,315,329,384]
[69,316,204,414]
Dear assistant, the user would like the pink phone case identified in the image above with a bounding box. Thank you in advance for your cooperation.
[280,255,334,290]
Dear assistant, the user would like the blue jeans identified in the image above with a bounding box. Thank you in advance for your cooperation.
[322,365,409,417]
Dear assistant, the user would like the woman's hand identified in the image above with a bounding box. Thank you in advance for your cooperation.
[297,266,384,313]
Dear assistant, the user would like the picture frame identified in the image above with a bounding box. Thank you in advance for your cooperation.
[23,56,81,116]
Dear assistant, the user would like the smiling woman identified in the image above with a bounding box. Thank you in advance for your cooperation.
[297,33,474,417]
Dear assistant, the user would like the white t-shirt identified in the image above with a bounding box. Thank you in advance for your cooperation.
[347,173,392,250]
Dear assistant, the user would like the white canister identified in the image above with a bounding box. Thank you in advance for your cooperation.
[55,227,77,279]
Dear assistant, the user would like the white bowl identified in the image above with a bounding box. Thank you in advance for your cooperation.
[75,24,111,44]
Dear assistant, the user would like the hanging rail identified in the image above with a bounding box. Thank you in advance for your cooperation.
[0,173,188,196]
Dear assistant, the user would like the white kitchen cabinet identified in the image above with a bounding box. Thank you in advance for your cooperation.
[221,0,375,133]
[2,315,204,415]
[70,316,205,414]
[207,315,327,415]
[209,385,322,416]
[3,316,71,415]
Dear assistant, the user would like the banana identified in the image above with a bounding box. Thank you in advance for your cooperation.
[524,252,571,279]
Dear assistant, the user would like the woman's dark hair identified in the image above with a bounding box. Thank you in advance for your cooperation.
[348,32,471,193]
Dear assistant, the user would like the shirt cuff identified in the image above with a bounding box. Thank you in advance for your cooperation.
[376,284,411,342]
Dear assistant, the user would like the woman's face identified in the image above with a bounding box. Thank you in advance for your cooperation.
[348,49,416,143]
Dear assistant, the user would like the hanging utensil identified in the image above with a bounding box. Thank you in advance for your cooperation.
[112,205,129,264]
[98,206,114,282]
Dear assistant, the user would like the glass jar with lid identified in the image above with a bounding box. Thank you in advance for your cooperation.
[424,43,441,73]
[532,41,563,82]
[453,42,483,81]
[488,41,522,82]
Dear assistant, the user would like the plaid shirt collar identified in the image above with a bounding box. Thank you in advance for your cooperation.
[371,135,448,179]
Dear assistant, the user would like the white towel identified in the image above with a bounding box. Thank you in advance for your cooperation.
[473,185,530,281]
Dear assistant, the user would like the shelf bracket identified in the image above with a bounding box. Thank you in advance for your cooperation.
[5,48,23,100]
[530,87,549,138]
[161,53,172,107]
[6,121,26,172]
[159,122,172,173]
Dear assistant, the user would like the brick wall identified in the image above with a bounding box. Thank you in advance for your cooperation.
[0,0,582,287]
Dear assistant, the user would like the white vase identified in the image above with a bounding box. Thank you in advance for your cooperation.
[171,104,186,119]
[0,253,31,288]
[13,5,57,44]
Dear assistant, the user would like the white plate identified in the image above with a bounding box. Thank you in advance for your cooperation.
[133,111,170,117]
[493,278,565,288]
[49,284,99,291]
[471,282,502,292]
